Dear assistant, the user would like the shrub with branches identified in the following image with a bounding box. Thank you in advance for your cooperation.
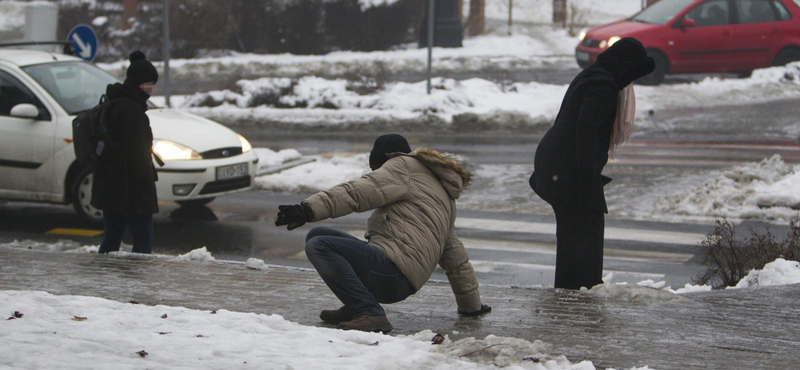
[694,217,800,288]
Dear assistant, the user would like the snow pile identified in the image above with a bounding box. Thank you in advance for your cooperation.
[256,153,371,193]
[0,239,98,254]
[730,258,800,289]
[175,247,216,262]
[245,258,268,270]
[0,290,623,370]
[586,283,684,302]
[654,155,800,221]
[185,77,564,120]
[666,283,713,294]
[253,147,303,169]
[167,63,800,128]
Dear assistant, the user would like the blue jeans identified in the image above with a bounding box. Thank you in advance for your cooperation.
[305,226,415,317]
[98,212,154,254]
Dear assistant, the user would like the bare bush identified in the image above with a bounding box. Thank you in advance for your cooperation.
[694,217,800,288]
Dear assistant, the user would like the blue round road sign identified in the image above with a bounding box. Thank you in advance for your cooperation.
[67,24,98,62]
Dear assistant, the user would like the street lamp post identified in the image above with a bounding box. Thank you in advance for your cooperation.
[427,0,435,95]
[162,0,171,107]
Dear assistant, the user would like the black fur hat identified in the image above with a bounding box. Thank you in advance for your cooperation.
[124,51,158,87]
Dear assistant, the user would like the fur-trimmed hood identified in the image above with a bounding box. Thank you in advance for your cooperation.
[390,147,471,200]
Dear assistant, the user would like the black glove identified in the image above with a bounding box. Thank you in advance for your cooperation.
[275,204,311,231]
[458,304,492,316]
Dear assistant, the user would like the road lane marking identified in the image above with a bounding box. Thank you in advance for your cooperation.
[458,237,693,264]
[467,260,666,280]
[455,218,706,246]
[45,228,103,237]
[344,231,694,264]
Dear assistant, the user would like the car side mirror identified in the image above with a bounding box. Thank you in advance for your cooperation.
[9,103,40,119]
[681,18,696,28]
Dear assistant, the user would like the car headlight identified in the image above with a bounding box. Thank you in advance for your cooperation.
[237,134,252,153]
[607,36,621,48]
[153,139,202,160]
[579,30,587,42]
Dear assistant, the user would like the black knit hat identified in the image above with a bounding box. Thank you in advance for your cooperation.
[369,134,411,170]
[596,37,655,89]
[124,51,158,87]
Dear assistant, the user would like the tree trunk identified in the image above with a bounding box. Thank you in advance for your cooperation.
[123,0,138,30]
[465,0,485,36]
[553,0,566,26]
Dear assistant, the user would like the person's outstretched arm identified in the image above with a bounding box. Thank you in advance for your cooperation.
[439,226,490,315]
[276,157,411,230]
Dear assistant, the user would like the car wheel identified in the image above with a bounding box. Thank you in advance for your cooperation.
[773,47,800,66]
[636,51,668,86]
[71,167,104,225]
[176,198,216,208]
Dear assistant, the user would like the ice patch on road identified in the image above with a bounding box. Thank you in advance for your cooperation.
[652,155,800,221]
[1,290,622,370]
[730,258,800,289]
[0,239,98,253]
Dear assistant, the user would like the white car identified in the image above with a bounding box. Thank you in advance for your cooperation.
[0,48,258,222]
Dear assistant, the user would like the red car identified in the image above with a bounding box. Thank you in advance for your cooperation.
[576,0,800,84]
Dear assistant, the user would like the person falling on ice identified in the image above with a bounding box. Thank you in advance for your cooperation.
[275,134,491,333]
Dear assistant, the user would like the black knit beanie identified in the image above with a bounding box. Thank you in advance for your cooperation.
[124,51,158,87]
[369,134,411,170]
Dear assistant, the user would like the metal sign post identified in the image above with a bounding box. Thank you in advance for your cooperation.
[508,0,513,35]
[163,0,171,108]
[426,0,435,95]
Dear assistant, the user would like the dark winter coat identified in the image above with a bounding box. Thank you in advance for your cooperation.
[530,38,655,214]
[91,83,158,215]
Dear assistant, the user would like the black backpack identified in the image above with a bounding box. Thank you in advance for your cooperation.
[72,95,114,165]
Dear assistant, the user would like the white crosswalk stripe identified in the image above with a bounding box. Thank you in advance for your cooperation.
[455,217,705,246]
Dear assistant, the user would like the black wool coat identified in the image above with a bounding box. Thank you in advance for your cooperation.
[91,83,159,215]
[530,65,618,214]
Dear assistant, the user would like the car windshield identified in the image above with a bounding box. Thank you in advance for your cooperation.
[630,0,696,24]
[21,61,156,115]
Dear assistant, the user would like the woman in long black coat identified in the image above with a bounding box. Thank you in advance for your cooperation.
[92,51,159,254]
[530,38,655,290]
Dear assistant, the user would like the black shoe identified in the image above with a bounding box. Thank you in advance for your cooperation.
[320,306,356,325]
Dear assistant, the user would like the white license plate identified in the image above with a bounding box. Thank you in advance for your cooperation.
[216,163,248,180]
[576,51,590,62]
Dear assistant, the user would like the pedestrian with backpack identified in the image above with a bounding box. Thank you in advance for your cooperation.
[92,51,160,254]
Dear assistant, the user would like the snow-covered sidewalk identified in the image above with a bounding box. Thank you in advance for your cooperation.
[1,290,608,370]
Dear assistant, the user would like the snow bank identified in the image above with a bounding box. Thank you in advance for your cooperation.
[175,247,216,262]
[253,147,303,170]
[166,63,800,129]
[654,155,800,221]
[730,258,800,289]
[256,153,371,193]
[0,290,624,370]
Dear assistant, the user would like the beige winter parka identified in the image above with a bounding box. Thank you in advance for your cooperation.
[302,148,481,312]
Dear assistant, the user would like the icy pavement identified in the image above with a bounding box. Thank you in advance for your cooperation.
[1,247,798,370]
